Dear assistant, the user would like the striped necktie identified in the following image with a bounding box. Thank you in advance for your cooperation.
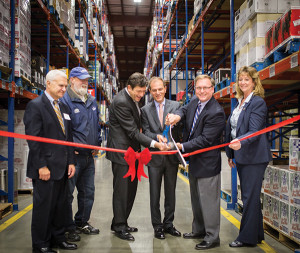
[53,100,65,135]
[189,102,201,138]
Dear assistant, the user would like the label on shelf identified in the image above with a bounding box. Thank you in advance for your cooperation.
[291,54,298,69]
[269,65,275,77]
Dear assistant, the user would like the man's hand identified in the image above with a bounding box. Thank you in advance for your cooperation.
[228,158,236,169]
[166,113,181,126]
[176,143,183,150]
[229,138,241,150]
[155,142,171,151]
[68,164,76,179]
[39,167,50,181]
[157,134,167,143]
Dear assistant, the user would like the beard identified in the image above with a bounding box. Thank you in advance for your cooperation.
[74,86,87,97]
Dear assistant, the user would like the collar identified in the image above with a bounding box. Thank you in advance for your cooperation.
[198,97,210,108]
[238,92,253,105]
[125,87,136,103]
[44,90,57,104]
[154,98,165,108]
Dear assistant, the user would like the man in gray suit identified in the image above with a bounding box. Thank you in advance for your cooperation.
[141,77,182,239]
[106,73,169,242]
[167,75,225,250]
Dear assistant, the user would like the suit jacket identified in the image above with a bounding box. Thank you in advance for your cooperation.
[24,93,75,180]
[141,99,181,167]
[177,96,226,178]
[106,89,153,165]
[225,95,272,165]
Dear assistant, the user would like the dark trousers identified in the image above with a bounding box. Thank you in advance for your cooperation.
[66,153,95,229]
[148,161,178,229]
[236,162,268,245]
[32,177,67,248]
[111,162,138,232]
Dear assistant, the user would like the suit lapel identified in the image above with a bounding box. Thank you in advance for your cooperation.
[150,102,161,130]
[236,96,253,134]
[188,99,199,132]
[124,89,140,126]
[42,94,66,136]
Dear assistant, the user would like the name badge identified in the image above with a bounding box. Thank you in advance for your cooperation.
[74,108,80,113]
[63,113,71,120]
[92,106,96,111]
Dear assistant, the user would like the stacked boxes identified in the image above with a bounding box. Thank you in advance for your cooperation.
[0,110,32,192]
[213,68,231,84]
[75,17,88,62]
[263,137,300,243]
[0,0,10,67]
[235,0,293,72]
[14,0,31,78]
[31,54,47,90]
[265,6,300,57]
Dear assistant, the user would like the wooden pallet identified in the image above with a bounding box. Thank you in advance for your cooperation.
[264,221,300,251]
[0,203,12,220]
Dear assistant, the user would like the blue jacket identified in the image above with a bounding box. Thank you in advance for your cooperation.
[225,95,272,165]
[61,86,102,152]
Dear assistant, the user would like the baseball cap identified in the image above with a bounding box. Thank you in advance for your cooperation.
[69,67,91,79]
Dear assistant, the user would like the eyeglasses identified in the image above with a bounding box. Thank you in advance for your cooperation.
[195,86,213,91]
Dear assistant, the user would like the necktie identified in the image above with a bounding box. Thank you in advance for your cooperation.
[159,103,164,127]
[53,100,65,135]
[189,102,201,137]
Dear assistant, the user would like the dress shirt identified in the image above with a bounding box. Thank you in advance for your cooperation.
[230,92,253,139]
[44,90,65,128]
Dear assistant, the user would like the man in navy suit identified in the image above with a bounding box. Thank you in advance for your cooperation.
[167,74,225,250]
[24,70,77,253]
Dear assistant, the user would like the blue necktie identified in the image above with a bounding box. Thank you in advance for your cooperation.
[189,102,201,138]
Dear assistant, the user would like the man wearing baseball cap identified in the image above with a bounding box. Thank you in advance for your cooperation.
[61,67,102,241]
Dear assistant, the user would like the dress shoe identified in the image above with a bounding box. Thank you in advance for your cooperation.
[229,240,256,247]
[65,230,81,242]
[32,247,57,253]
[154,228,165,239]
[77,222,99,235]
[126,226,138,232]
[183,232,204,239]
[57,241,77,250]
[114,230,135,241]
[195,240,220,250]
[164,226,181,237]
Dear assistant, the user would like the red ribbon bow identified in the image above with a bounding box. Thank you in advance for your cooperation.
[123,147,152,181]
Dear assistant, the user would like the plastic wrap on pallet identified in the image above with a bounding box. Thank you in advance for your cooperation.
[289,205,300,242]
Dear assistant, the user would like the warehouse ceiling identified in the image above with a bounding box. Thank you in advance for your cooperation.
[104,0,154,86]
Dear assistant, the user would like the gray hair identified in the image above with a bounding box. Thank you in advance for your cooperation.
[46,70,68,83]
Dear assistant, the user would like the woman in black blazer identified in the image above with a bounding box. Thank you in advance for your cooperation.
[225,66,272,247]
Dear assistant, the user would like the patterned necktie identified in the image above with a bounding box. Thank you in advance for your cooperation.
[189,102,201,137]
[159,103,164,127]
[53,100,65,135]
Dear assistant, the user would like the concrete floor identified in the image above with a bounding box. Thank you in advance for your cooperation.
[0,155,293,253]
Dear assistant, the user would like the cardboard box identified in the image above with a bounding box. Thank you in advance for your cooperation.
[271,197,280,228]
[263,193,273,224]
[272,166,280,198]
[289,205,300,242]
[263,165,274,195]
[236,44,249,73]
[280,169,290,203]
[279,200,290,235]
[248,37,265,65]
[248,0,278,19]
[290,137,300,171]
[290,172,300,207]
[281,7,300,45]
[278,0,300,13]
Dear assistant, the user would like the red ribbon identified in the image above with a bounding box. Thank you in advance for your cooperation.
[123,147,151,181]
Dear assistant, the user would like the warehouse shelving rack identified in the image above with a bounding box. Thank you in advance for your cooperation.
[145,0,300,212]
[0,0,117,210]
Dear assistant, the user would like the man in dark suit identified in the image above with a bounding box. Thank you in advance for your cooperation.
[167,74,225,250]
[106,72,169,241]
[24,70,77,253]
[141,76,181,239]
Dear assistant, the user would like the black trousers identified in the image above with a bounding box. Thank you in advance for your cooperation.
[148,161,178,229]
[32,177,67,248]
[236,162,268,245]
[111,162,138,232]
